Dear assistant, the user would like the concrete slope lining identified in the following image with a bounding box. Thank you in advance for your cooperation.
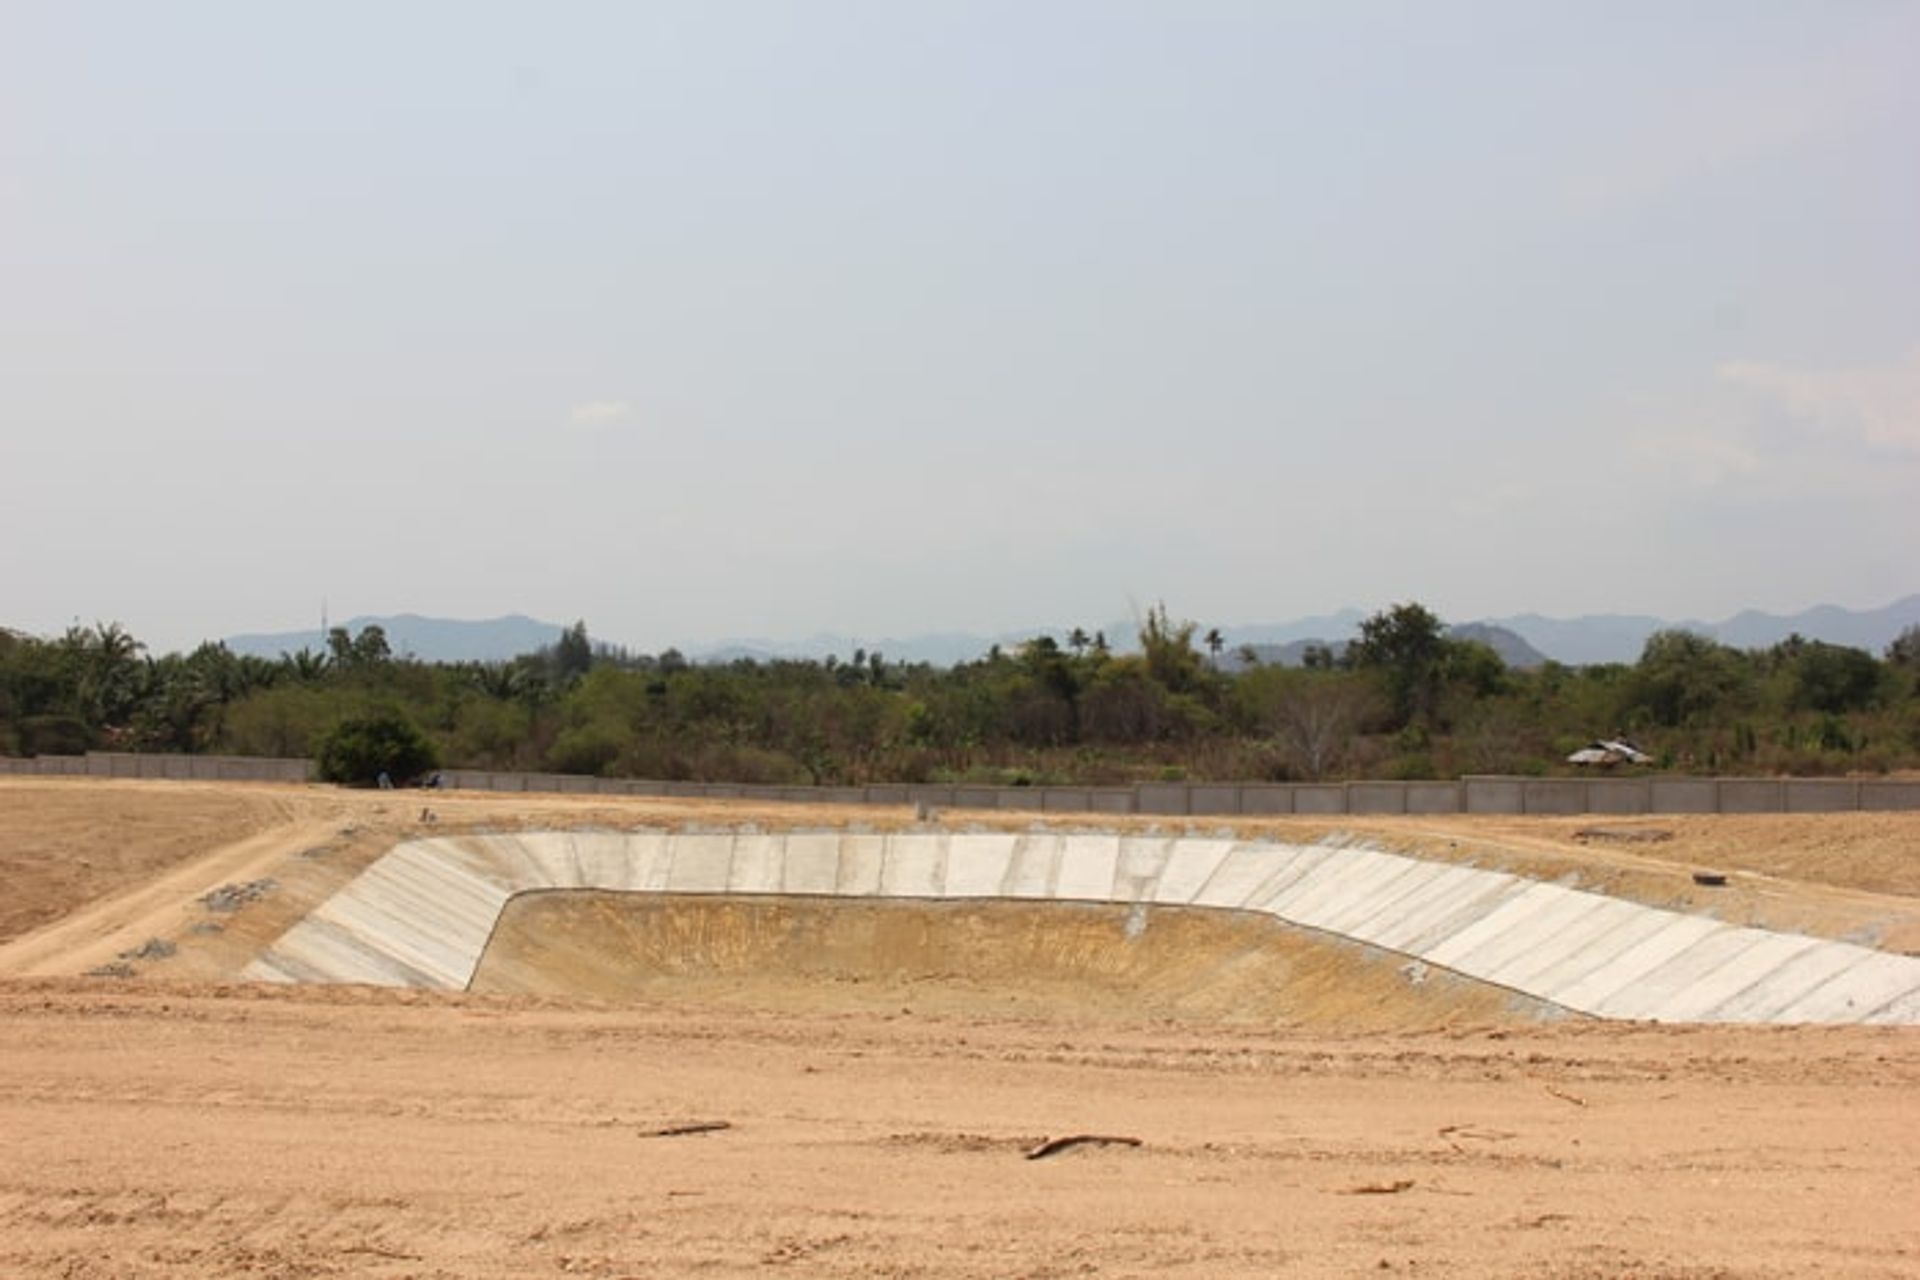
[243,831,1920,1025]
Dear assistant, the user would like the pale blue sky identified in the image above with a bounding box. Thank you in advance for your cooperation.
[4,2,1915,654]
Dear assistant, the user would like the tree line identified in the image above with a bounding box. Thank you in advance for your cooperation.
[3,606,1917,786]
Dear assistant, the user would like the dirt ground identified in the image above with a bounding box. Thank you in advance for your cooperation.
[1,778,1917,1277]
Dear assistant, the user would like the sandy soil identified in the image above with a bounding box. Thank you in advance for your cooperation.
[1,981,1915,1278]
[2,779,1917,1276]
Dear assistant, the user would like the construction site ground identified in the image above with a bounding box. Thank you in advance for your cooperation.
[1,777,1915,1277]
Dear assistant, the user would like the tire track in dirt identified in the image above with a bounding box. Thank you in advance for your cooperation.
[0,815,339,978]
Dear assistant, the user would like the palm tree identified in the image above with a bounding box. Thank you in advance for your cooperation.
[1204,627,1225,670]
[1067,627,1090,657]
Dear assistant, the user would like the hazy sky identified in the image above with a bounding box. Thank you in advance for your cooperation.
[5,2,1916,654]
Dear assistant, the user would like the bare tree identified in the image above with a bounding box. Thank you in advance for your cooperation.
[1268,675,1371,780]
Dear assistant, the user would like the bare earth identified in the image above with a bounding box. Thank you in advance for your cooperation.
[1,778,1917,1277]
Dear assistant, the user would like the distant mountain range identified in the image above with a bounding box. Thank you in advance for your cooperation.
[1222,623,1549,672]
[221,595,1920,668]
[225,613,567,662]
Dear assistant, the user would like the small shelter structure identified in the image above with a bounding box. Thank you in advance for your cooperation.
[1566,738,1652,767]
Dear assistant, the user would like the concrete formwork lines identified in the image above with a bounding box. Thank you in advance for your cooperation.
[879,834,946,898]
[242,830,1920,1025]
[1239,847,1333,916]
[1111,838,1174,903]
[1443,890,1620,982]
[1308,856,1440,937]
[1770,951,1920,1024]
[1055,835,1123,902]
[1586,929,1774,1022]
[665,834,737,893]
[1703,942,1880,1023]
[1369,872,1532,958]
[1479,896,1647,993]
[1654,933,1826,1024]
[1861,986,1920,1025]
[834,835,887,896]
[1189,845,1286,910]
[1546,915,1729,1014]
[943,833,1019,899]
[1151,839,1236,905]
[781,833,844,896]
[999,834,1062,899]
[1526,905,1683,1005]
[727,835,787,894]
[1325,860,1456,942]
[1423,882,1574,971]
[1267,850,1413,928]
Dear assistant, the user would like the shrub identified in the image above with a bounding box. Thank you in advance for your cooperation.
[315,708,438,786]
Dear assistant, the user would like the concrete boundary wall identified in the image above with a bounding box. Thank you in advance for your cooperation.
[4,755,1917,815]
[434,769,1920,815]
[0,752,313,783]
[244,830,1920,1025]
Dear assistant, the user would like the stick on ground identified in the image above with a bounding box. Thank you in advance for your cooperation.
[1024,1134,1142,1160]
[640,1120,733,1138]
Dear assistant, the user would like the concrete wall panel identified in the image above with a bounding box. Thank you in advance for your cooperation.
[781,833,844,895]
[1330,860,1455,942]
[1291,785,1348,815]
[1718,779,1786,814]
[1238,785,1294,815]
[727,835,787,893]
[943,834,1018,898]
[1151,839,1236,905]
[665,834,735,892]
[879,834,945,898]
[1522,780,1587,815]
[1771,951,1920,1024]
[1054,834,1122,901]
[1135,783,1189,815]
[999,834,1063,899]
[1464,778,1524,814]
[1188,844,1282,909]
[1590,929,1778,1021]
[1548,915,1727,1013]
[834,835,887,895]
[1112,838,1173,902]
[1405,783,1462,814]
[1583,779,1649,814]
[1859,780,1920,811]
[1785,780,1858,813]
[1348,783,1407,815]
[1189,784,1241,815]
[1649,778,1716,814]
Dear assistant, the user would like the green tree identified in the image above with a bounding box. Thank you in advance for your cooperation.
[1138,604,1207,695]
[314,708,438,785]
[1345,602,1449,729]
[1784,640,1882,714]
[1627,630,1751,729]
[553,620,593,683]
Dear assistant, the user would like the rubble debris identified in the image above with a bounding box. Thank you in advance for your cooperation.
[118,937,176,962]
[199,879,276,913]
